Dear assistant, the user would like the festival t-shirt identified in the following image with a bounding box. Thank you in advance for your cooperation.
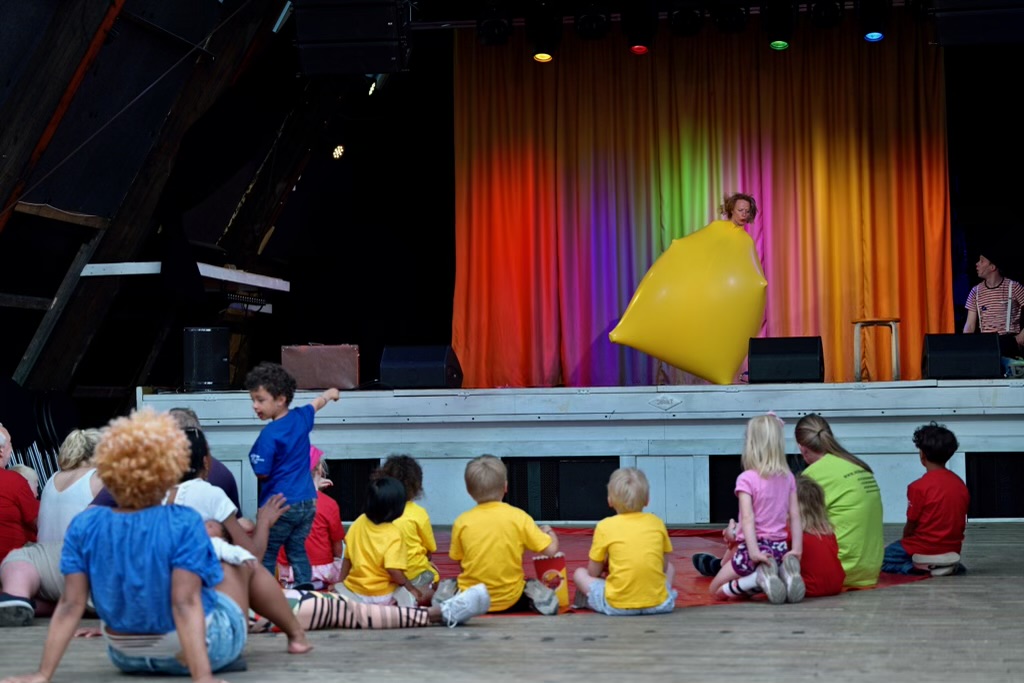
[449,501,553,611]
[248,404,316,506]
[38,469,97,544]
[589,512,672,610]
[901,468,970,556]
[61,505,222,634]
[393,501,438,582]
[734,470,796,542]
[803,454,884,587]
[343,514,406,596]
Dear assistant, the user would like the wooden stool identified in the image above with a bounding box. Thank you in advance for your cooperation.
[853,317,900,381]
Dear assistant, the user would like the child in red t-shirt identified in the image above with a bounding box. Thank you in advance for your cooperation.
[881,422,970,576]
[277,446,345,590]
[795,475,845,597]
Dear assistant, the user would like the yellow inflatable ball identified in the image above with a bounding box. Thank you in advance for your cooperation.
[609,220,767,384]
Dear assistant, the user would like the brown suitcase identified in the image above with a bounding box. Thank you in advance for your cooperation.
[281,344,359,390]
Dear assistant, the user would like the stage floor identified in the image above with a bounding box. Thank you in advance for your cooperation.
[1,523,1020,682]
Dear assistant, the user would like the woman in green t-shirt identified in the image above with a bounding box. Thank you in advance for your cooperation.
[795,414,884,588]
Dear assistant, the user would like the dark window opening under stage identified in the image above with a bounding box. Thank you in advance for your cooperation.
[504,457,619,522]
[966,453,1024,519]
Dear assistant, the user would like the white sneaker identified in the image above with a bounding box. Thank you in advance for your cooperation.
[523,578,559,615]
[431,578,458,607]
[912,552,961,573]
[780,554,806,604]
[440,583,490,627]
[755,559,786,605]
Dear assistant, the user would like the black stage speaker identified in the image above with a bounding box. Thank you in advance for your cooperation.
[183,327,230,391]
[748,336,825,384]
[921,333,1002,380]
[379,345,463,389]
[293,0,410,74]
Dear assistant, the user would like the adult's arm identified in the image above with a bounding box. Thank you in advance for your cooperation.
[170,568,218,683]
[963,309,978,334]
[250,494,289,562]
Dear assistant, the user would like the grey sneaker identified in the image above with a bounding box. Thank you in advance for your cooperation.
[0,593,34,627]
[440,583,490,627]
[755,559,786,605]
[780,554,806,604]
[524,578,559,615]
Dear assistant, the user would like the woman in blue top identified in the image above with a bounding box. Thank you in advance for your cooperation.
[1,409,311,683]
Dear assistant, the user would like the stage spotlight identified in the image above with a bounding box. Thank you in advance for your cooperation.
[526,0,562,62]
[332,145,345,159]
[575,2,611,40]
[477,1,513,46]
[859,0,891,42]
[810,1,844,29]
[762,1,796,51]
[622,0,659,55]
[713,1,749,34]
[670,1,705,37]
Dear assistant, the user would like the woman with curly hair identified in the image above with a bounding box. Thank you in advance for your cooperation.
[1,410,311,683]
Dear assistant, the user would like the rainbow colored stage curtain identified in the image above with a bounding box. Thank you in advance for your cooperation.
[452,14,952,387]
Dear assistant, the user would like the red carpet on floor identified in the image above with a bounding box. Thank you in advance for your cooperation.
[431,527,927,614]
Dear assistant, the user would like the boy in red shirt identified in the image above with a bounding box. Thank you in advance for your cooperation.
[882,422,970,576]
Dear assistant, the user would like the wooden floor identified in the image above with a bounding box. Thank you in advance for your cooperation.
[1,523,1021,683]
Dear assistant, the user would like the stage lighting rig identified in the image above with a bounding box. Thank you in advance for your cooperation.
[810,1,845,28]
[713,1,749,34]
[526,0,562,62]
[859,0,892,42]
[762,1,797,50]
[575,2,611,40]
[670,1,706,37]
[622,0,659,54]
[478,1,513,46]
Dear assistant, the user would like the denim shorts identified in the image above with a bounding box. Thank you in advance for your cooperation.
[106,592,247,675]
[585,579,676,616]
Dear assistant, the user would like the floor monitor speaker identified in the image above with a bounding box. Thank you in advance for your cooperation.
[379,345,463,389]
[748,336,825,384]
[921,333,1002,380]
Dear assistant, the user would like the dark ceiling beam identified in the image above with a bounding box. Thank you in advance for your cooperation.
[22,0,285,392]
[0,0,128,235]
[13,202,109,230]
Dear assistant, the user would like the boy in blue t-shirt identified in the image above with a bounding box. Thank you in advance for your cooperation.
[245,362,339,587]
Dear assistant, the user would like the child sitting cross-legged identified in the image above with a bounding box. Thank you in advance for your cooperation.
[793,475,845,597]
[336,476,432,606]
[882,422,970,577]
[445,455,561,615]
[572,468,677,615]
[379,454,439,606]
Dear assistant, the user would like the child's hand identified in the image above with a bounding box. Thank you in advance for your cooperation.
[323,388,341,402]
[723,519,738,543]
[749,548,769,566]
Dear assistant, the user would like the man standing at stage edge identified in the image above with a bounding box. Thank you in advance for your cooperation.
[963,247,1024,358]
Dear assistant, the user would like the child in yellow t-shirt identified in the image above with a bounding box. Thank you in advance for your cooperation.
[572,468,677,615]
[336,476,431,605]
[380,454,438,605]
[447,455,560,615]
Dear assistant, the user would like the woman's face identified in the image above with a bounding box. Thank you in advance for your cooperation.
[731,199,751,227]
[798,442,817,465]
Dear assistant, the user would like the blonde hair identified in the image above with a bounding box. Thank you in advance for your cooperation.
[11,464,39,496]
[94,409,189,509]
[607,468,649,513]
[741,414,790,476]
[465,454,506,502]
[796,475,832,535]
[57,429,103,470]
[794,413,874,474]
